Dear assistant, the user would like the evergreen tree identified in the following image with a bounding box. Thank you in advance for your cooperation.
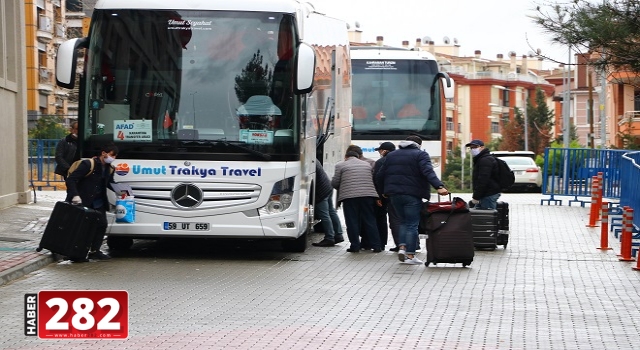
[526,88,555,156]
[234,50,273,104]
[534,0,640,84]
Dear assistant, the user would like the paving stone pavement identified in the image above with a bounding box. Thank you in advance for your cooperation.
[1,191,640,349]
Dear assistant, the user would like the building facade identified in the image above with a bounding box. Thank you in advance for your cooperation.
[0,0,31,208]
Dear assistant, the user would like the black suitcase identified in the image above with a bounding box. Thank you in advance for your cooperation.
[470,208,499,250]
[421,196,474,267]
[37,201,102,260]
[496,201,509,248]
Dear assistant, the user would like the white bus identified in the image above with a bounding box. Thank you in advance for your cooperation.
[55,0,352,252]
[349,46,453,177]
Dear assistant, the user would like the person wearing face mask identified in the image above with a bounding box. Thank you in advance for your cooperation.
[465,139,501,210]
[65,143,119,262]
[54,121,81,181]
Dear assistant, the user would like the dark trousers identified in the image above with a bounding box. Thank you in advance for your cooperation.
[343,197,380,250]
[92,205,108,251]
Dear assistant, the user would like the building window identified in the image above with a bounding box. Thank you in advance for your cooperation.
[446,116,454,131]
[634,90,640,111]
[491,121,500,133]
[502,90,510,107]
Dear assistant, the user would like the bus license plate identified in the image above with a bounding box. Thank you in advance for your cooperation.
[164,222,210,231]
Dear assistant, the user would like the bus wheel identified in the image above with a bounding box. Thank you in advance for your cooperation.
[107,236,134,250]
[282,231,308,252]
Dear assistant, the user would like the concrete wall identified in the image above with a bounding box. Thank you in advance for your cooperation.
[0,0,32,209]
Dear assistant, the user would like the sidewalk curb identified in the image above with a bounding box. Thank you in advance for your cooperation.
[0,253,61,287]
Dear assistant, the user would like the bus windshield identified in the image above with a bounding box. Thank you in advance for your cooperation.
[83,10,298,160]
[351,58,442,140]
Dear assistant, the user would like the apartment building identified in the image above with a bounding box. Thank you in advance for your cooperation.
[25,0,86,128]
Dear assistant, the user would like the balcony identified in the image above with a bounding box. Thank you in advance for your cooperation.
[38,68,53,93]
[37,16,53,42]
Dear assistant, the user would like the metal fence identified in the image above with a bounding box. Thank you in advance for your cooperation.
[541,147,639,230]
[28,139,65,190]
[620,151,640,230]
[541,148,626,206]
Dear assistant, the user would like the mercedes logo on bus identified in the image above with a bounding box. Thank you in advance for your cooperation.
[171,183,204,208]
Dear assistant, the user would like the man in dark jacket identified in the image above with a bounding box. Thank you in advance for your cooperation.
[54,121,80,180]
[311,161,344,247]
[65,143,118,262]
[372,141,401,251]
[466,139,501,210]
[375,135,448,264]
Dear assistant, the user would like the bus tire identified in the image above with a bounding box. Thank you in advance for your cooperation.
[282,231,308,252]
[107,236,134,250]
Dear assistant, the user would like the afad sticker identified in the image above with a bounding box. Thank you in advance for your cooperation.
[114,163,130,176]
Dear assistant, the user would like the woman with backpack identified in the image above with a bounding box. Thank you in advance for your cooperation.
[466,139,502,210]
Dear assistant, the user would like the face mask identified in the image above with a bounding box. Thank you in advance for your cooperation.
[104,156,115,164]
[470,148,481,157]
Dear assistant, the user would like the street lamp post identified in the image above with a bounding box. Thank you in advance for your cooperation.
[493,85,528,151]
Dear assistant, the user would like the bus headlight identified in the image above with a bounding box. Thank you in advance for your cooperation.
[260,177,295,215]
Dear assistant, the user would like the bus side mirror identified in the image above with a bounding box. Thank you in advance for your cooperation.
[56,37,87,89]
[436,72,455,99]
[295,43,315,94]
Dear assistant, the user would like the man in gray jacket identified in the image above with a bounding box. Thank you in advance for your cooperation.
[332,150,381,253]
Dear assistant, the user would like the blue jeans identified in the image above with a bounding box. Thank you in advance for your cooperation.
[389,194,422,254]
[478,193,501,210]
[315,193,343,241]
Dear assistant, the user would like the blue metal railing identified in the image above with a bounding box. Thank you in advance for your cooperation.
[28,139,65,190]
[541,148,627,206]
[620,151,640,230]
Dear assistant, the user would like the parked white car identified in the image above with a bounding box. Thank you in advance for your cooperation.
[498,156,542,192]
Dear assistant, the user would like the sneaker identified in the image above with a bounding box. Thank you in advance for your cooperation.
[389,246,400,252]
[397,249,407,262]
[372,248,382,253]
[334,235,345,243]
[68,257,89,263]
[88,251,111,260]
[312,239,335,247]
[346,248,360,253]
[402,257,424,265]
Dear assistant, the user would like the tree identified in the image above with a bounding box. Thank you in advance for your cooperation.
[234,50,273,104]
[498,107,525,151]
[534,0,640,83]
[28,115,66,139]
[526,87,555,155]
[442,147,471,193]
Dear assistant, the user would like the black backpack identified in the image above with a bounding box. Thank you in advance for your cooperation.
[493,156,515,191]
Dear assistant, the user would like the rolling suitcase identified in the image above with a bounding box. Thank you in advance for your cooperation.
[37,201,102,260]
[420,196,474,267]
[496,201,509,248]
[470,208,499,250]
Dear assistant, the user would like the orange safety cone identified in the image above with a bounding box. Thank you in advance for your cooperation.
[633,250,640,271]
[596,172,604,221]
[597,201,612,250]
[586,178,600,227]
[619,208,635,262]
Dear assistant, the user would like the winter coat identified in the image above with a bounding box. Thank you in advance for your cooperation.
[314,162,333,205]
[373,152,391,196]
[54,134,79,176]
[375,140,444,199]
[331,156,379,202]
[471,148,501,199]
[65,157,113,209]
